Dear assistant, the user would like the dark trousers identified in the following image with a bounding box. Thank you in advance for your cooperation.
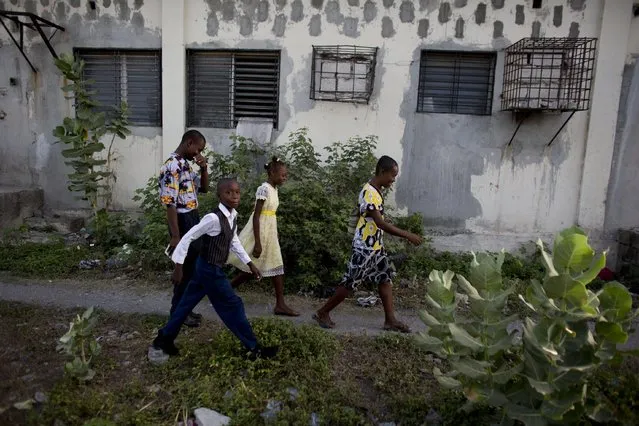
[170,210,202,314]
[160,257,259,350]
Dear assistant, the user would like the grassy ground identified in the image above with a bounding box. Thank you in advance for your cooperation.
[0,301,488,426]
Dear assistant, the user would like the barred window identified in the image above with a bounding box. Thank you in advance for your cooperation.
[310,45,378,104]
[417,50,496,115]
[76,49,162,126]
[187,50,281,129]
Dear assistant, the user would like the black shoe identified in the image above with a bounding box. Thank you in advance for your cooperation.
[153,332,179,356]
[184,313,201,328]
[247,344,279,361]
[190,311,203,321]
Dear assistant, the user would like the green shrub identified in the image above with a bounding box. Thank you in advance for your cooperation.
[417,227,639,425]
[134,128,384,293]
[0,241,92,277]
[57,307,101,382]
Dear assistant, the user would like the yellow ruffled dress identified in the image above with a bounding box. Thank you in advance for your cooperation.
[227,182,284,277]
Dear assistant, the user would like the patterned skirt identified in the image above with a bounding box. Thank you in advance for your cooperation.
[340,248,396,291]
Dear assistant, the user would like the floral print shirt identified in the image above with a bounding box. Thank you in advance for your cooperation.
[159,153,200,213]
[353,183,384,252]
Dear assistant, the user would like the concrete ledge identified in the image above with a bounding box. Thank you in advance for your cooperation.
[429,230,619,270]
[0,187,44,230]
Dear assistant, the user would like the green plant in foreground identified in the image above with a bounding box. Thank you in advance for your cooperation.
[53,53,130,215]
[57,307,101,382]
[418,226,638,425]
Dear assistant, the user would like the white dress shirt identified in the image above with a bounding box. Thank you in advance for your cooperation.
[171,203,252,266]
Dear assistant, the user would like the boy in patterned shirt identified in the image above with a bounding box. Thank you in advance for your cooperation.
[159,130,209,327]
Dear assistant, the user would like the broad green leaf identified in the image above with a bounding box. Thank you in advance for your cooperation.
[449,324,483,351]
[433,367,462,389]
[598,281,633,322]
[487,335,515,356]
[416,333,443,347]
[424,294,443,310]
[418,310,441,327]
[595,322,628,344]
[537,239,558,277]
[575,252,606,285]
[525,376,553,395]
[456,274,481,299]
[539,387,585,420]
[543,275,588,307]
[492,363,523,384]
[468,251,503,293]
[451,359,491,379]
[552,228,594,274]
[506,403,548,426]
[585,403,614,423]
[427,270,456,305]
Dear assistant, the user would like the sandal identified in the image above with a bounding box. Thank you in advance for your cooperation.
[313,313,335,329]
[274,309,300,317]
[383,321,412,334]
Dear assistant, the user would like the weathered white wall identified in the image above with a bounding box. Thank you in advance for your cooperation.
[1,0,637,255]
[605,11,639,233]
[0,0,163,210]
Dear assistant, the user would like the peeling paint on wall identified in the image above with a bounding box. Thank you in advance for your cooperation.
[418,18,429,38]
[553,5,563,27]
[475,3,486,25]
[400,1,415,23]
[309,14,321,36]
[438,2,451,24]
[569,22,580,38]
[291,0,304,22]
[363,0,377,23]
[382,16,395,38]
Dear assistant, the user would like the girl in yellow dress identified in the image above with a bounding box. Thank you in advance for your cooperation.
[228,157,299,316]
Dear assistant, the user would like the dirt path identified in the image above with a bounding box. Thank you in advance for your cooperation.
[2,276,638,349]
[0,277,427,336]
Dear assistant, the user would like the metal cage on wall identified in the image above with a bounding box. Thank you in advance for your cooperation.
[501,37,597,112]
[310,45,378,104]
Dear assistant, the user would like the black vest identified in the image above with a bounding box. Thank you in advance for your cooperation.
[200,208,237,266]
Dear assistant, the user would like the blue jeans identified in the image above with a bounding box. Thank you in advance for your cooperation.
[160,257,258,350]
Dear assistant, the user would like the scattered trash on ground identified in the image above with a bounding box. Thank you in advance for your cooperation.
[357,294,380,307]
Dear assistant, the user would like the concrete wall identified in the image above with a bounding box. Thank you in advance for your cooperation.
[606,13,639,232]
[0,0,636,256]
[0,0,162,211]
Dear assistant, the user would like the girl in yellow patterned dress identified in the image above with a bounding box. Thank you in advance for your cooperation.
[228,157,299,316]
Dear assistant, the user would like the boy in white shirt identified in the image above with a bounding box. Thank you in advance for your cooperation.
[152,178,278,360]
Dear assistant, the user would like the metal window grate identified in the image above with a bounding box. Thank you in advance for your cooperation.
[187,50,280,129]
[310,45,378,104]
[417,50,496,115]
[501,37,597,112]
[76,49,162,126]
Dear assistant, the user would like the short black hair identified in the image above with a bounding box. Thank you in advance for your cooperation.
[375,155,398,175]
[180,129,206,146]
[216,177,238,194]
[264,156,286,173]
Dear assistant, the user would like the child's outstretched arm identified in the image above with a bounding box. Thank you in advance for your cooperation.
[368,210,423,246]
[231,227,263,280]
[251,199,265,258]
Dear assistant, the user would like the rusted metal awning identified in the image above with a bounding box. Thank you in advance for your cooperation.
[0,11,65,73]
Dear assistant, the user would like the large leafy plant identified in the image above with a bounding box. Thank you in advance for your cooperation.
[418,227,638,425]
[57,307,101,382]
[53,53,130,214]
